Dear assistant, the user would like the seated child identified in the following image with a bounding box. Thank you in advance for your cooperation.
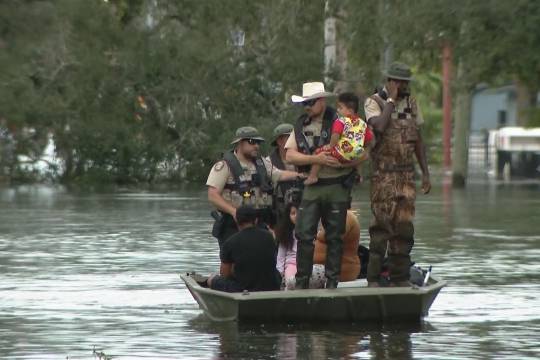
[275,202,326,290]
[304,92,373,185]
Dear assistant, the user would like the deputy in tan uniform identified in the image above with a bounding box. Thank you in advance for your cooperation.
[364,62,431,287]
[207,126,299,249]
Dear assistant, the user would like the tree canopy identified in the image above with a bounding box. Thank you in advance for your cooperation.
[1,0,539,184]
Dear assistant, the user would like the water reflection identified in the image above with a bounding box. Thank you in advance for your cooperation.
[189,316,434,360]
[441,175,452,225]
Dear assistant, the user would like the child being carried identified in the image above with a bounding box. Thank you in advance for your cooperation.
[304,92,374,185]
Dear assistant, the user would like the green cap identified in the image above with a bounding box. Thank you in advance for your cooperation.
[271,123,293,146]
[383,62,413,81]
[230,126,265,145]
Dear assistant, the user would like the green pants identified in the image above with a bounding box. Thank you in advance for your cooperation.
[294,184,350,286]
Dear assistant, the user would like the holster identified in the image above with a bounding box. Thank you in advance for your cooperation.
[211,210,225,238]
[341,170,358,190]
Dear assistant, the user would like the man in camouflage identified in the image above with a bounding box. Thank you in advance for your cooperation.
[364,62,431,287]
[207,126,299,249]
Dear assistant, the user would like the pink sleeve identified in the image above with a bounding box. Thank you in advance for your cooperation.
[276,244,286,274]
[277,233,298,274]
[332,118,345,135]
[285,236,298,266]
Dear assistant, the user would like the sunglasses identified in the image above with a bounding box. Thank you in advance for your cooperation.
[245,138,263,145]
[302,98,319,107]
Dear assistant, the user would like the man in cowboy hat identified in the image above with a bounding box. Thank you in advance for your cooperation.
[207,126,300,249]
[363,61,431,287]
[284,82,367,289]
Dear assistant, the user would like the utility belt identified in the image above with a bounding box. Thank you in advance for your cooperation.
[310,170,357,189]
[376,163,414,173]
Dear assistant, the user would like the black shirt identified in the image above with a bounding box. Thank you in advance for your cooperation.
[220,226,280,291]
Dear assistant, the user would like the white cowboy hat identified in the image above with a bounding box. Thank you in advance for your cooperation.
[291,82,334,103]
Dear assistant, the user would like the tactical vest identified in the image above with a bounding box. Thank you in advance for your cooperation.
[222,151,274,208]
[269,148,296,204]
[269,148,287,171]
[369,94,419,172]
[294,106,337,173]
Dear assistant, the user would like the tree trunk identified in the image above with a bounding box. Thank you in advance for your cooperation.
[324,0,336,89]
[452,59,473,188]
[334,4,348,92]
[442,43,453,172]
[515,80,529,126]
[515,79,539,127]
[379,0,393,73]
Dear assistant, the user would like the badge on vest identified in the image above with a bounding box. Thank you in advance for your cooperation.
[321,130,328,139]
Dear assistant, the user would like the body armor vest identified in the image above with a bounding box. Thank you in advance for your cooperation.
[222,151,273,208]
[270,148,296,204]
[293,106,337,173]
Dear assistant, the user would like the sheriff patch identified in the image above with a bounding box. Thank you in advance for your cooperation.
[213,160,225,172]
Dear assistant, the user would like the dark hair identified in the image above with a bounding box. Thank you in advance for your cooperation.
[337,92,359,113]
[274,203,297,250]
[235,205,257,225]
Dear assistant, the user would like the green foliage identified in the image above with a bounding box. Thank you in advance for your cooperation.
[526,109,540,128]
[1,0,539,183]
[412,70,443,164]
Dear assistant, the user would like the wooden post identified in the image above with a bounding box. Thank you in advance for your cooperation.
[442,43,453,171]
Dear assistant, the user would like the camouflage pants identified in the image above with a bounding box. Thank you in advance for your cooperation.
[367,171,416,283]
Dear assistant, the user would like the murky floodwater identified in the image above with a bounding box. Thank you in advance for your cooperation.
[1,181,539,359]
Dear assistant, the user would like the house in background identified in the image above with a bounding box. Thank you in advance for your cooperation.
[468,85,540,179]
[470,85,517,132]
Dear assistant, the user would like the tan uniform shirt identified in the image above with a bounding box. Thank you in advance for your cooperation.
[364,95,424,126]
[206,153,282,208]
[284,118,351,179]
[264,155,296,172]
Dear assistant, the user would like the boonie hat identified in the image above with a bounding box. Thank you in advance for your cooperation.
[271,123,293,146]
[231,126,265,145]
[383,62,413,81]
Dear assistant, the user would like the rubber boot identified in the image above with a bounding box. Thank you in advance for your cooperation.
[321,201,348,285]
[366,225,390,284]
[294,199,320,290]
[325,278,339,289]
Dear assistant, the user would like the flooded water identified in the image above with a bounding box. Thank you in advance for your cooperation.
[1,181,539,359]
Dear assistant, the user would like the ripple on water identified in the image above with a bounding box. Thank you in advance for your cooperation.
[1,186,540,359]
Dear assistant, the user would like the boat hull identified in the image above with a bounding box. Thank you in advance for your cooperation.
[181,273,446,323]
